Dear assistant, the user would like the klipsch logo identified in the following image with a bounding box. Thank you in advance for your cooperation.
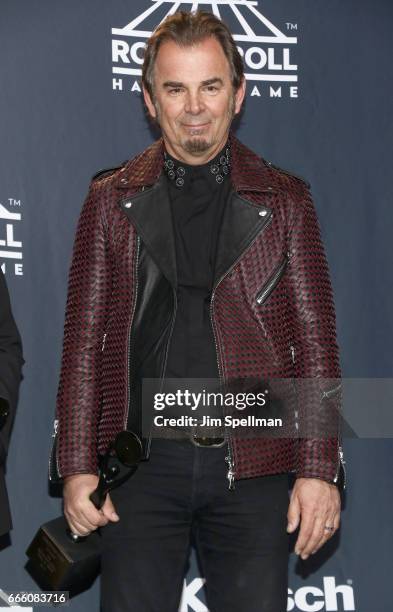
[288,577,356,611]
[177,576,355,611]
[111,0,299,99]
[0,199,23,276]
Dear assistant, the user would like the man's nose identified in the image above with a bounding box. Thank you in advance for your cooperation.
[184,91,205,114]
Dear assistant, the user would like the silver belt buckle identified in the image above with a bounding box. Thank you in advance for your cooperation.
[191,434,226,448]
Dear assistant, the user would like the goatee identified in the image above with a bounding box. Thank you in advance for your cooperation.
[183,138,211,154]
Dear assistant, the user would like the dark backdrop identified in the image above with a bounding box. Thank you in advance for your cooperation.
[0,1,392,610]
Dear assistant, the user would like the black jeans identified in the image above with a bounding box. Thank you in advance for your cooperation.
[100,437,289,612]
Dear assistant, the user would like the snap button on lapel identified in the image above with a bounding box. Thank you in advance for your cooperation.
[124,201,132,208]
[259,210,267,217]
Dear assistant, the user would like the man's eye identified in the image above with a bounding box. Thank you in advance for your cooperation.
[169,88,183,95]
[204,85,219,92]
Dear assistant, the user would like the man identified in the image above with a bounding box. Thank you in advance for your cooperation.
[0,271,24,539]
[50,11,345,611]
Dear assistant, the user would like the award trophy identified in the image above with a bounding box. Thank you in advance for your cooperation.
[26,430,143,595]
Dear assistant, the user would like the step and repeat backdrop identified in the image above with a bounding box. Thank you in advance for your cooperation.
[1,1,392,610]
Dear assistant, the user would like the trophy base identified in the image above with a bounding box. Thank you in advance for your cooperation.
[26,516,101,594]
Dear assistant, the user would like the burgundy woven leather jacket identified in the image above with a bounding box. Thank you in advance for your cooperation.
[49,132,346,491]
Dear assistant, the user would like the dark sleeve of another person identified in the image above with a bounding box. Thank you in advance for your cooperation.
[0,271,24,465]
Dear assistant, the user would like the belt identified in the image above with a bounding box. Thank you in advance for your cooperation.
[190,434,226,448]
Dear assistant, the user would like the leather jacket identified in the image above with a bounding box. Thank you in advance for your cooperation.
[49,132,346,491]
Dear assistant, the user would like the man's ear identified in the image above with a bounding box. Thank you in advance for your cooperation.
[142,84,157,119]
[234,76,246,114]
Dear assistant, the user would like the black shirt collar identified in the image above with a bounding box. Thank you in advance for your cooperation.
[163,141,231,189]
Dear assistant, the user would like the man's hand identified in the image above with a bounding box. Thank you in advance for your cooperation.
[286,477,341,560]
[63,474,120,537]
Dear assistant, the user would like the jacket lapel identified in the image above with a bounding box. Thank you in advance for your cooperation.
[213,191,273,288]
[212,132,279,287]
[119,174,177,289]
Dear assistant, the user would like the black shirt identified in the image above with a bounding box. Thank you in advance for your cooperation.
[162,142,232,425]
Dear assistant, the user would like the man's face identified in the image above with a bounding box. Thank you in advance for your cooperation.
[143,36,245,164]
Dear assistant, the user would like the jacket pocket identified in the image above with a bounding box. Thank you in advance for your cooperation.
[255,253,289,305]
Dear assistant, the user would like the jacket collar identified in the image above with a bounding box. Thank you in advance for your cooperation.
[118,132,276,291]
[115,131,278,195]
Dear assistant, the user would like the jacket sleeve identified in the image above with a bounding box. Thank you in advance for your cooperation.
[286,183,345,488]
[0,271,24,465]
[52,179,112,481]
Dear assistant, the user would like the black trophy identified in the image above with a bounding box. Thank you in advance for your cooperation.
[26,430,143,594]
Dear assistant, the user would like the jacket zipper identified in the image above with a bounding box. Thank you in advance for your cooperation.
[210,297,235,490]
[124,235,141,430]
[320,382,346,489]
[334,445,347,490]
[321,383,342,400]
[210,208,274,490]
[330,383,346,490]
[256,253,289,305]
[289,344,299,432]
[48,418,61,482]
